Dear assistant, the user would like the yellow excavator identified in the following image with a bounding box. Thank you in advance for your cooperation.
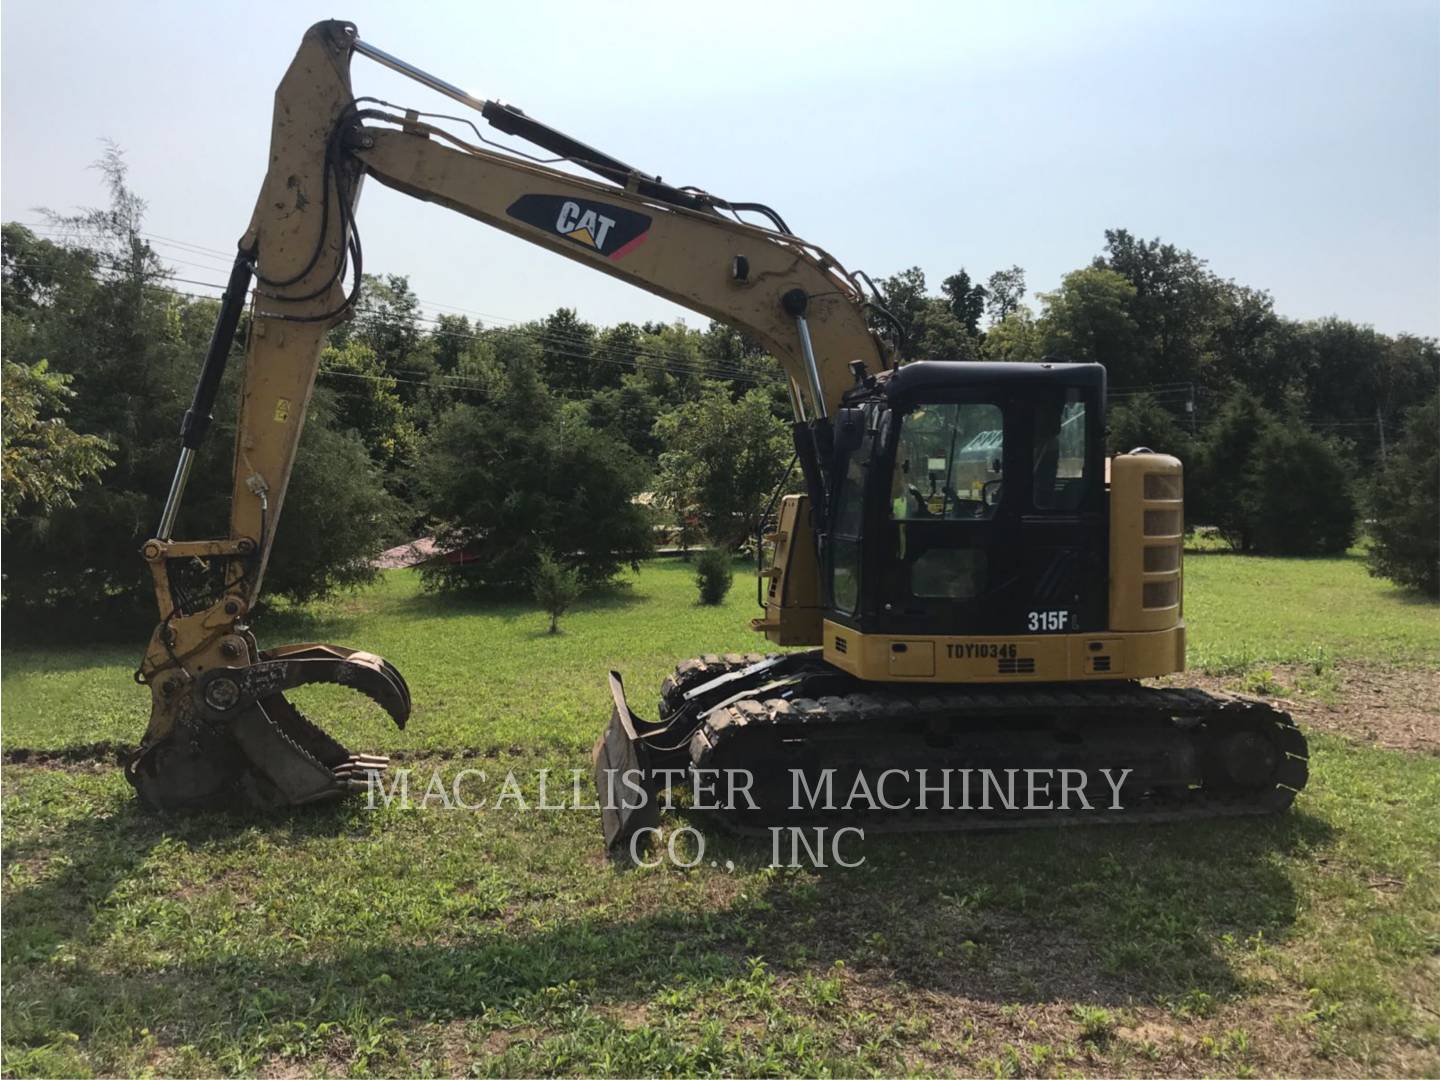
[128,21,1307,843]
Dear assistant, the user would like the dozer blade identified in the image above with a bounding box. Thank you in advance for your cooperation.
[593,671,660,853]
[126,641,410,811]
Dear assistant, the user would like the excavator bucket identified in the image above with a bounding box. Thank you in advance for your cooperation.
[126,643,409,811]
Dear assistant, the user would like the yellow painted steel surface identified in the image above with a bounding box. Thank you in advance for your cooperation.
[821,620,1186,683]
[1109,453,1185,633]
[752,494,824,646]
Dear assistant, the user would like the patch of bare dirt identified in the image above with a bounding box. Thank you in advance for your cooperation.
[1158,662,1440,754]
[2,742,134,768]
[372,537,440,570]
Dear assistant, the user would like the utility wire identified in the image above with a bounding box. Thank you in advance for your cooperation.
[2,252,780,388]
[12,220,780,382]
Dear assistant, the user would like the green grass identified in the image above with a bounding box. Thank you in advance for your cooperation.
[4,552,1436,756]
[1182,551,1439,673]
[3,553,1439,1075]
[2,558,772,756]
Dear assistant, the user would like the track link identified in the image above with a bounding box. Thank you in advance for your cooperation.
[644,652,1309,833]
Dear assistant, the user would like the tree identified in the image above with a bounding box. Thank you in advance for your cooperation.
[318,340,415,472]
[1192,392,1275,547]
[1366,393,1439,596]
[985,266,1026,325]
[1037,269,1143,382]
[1209,284,1283,403]
[1,152,400,624]
[412,342,652,592]
[429,313,475,373]
[873,266,930,351]
[654,383,792,547]
[1093,229,1226,385]
[873,266,986,362]
[915,307,983,362]
[983,306,1044,362]
[345,273,423,362]
[532,548,582,633]
[586,376,664,461]
[1106,392,1194,460]
[258,394,409,604]
[941,269,987,335]
[1,359,113,523]
[1248,421,1357,556]
[537,307,605,395]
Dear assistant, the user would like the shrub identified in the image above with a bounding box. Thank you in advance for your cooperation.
[694,548,733,605]
[1248,421,1357,555]
[1366,393,1439,596]
[531,549,582,633]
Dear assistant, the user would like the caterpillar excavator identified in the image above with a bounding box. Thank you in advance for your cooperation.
[128,21,1308,844]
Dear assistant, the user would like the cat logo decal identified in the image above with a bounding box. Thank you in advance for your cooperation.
[505,194,651,261]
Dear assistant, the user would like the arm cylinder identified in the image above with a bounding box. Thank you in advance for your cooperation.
[156,253,254,538]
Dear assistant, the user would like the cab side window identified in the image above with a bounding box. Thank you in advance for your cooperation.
[1034,390,1090,511]
[830,452,866,614]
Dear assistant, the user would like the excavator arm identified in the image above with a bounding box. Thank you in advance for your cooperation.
[127,20,886,809]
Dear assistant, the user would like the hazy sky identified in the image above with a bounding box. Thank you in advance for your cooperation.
[4,0,1437,338]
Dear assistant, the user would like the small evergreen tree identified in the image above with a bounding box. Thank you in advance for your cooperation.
[532,549,582,633]
[1248,420,1357,555]
[1193,392,1276,549]
[412,339,652,593]
[694,547,733,605]
[1366,393,1439,596]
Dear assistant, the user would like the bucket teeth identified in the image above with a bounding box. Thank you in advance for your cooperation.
[232,700,340,805]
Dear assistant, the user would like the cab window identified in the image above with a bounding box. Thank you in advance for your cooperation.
[1033,389,1089,510]
[890,403,1004,521]
[830,452,866,614]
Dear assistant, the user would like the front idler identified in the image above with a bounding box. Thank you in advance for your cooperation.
[126,642,410,810]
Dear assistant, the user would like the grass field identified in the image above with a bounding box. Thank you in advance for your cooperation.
[4,552,1436,758]
[3,553,1438,1076]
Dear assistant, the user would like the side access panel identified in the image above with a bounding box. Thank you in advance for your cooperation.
[752,494,824,646]
[822,621,1185,683]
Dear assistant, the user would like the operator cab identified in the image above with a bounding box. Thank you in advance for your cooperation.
[826,361,1107,637]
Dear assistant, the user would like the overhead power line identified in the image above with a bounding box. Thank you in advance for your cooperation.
[2,246,782,388]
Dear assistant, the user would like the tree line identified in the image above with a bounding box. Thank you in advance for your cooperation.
[3,155,1436,633]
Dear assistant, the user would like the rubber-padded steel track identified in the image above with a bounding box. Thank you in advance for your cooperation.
[639,652,1309,834]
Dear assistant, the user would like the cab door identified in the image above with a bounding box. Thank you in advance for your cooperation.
[873,397,1024,636]
[872,388,1105,637]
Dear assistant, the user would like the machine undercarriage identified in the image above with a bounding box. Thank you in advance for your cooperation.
[595,653,1309,850]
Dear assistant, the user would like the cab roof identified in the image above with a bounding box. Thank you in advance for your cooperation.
[880,361,1106,404]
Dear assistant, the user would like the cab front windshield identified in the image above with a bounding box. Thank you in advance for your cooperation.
[891,402,1004,520]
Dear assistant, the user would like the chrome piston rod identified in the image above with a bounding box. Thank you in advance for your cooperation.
[350,34,489,114]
